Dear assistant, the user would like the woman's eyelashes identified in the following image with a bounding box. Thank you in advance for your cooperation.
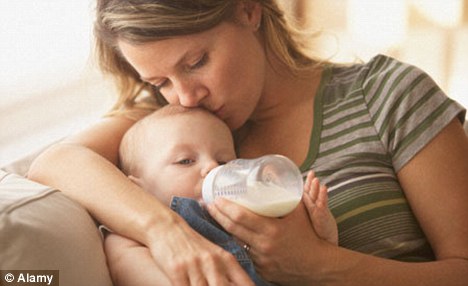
[188,53,208,71]
[152,79,168,90]
[149,53,208,91]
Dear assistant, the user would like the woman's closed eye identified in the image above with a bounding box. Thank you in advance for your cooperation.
[187,53,208,71]
[149,53,207,91]
[151,79,168,90]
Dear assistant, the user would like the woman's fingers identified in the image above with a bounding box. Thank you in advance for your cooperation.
[206,198,261,239]
[206,252,255,286]
[188,245,250,286]
[206,197,286,260]
[161,245,254,286]
[149,219,254,286]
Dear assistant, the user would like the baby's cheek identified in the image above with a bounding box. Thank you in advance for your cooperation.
[170,180,200,200]
[150,190,173,207]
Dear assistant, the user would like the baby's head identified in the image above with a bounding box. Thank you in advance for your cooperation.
[120,105,236,205]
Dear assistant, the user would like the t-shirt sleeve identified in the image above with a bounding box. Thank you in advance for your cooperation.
[361,55,466,172]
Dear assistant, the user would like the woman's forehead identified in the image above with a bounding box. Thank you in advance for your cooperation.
[118,38,201,76]
[117,23,228,78]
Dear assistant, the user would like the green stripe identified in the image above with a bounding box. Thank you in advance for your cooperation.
[315,153,392,177]
[322,109,369,130]
[346,152,392,163]
[331,185,405,216]
[369,66,415,121]
[321,121,374,143]
[387,87,439,143]
[365,62,407,110]
[336,201,410,230]
[377,73,427,136]
[361,56,392,95]
[323,91,363,115]
[342,218,421,250]
[317,135,381,159]
[316,160,390,177]
[393,99,453,160]
[323,88,363,109]
[340,214,419,245]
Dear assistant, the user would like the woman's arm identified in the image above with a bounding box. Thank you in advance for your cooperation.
[28,115,160,242]
[27,115,254,286]
[104,233,171,286]
[208,118,468,286]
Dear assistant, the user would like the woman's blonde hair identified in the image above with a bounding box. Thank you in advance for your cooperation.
[94,0,321,116]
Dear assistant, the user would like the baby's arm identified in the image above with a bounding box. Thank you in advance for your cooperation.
[302,171,338,245]
[104,233,171,286]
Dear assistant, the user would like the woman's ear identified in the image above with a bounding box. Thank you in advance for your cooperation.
[236,0,262,30]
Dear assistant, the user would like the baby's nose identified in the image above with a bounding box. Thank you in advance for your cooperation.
[201,161,219,178]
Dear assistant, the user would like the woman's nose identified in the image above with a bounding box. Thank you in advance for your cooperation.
[174,80,208,107]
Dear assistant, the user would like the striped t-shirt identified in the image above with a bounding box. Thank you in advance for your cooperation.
[299,54,466,261]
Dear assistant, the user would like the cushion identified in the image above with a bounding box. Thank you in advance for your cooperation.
[1,143,55,177]
[0,170,113,286]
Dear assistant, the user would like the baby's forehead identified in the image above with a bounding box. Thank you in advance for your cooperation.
[132,106,232,143]
[139,111,219,140]
[154,105,210,117]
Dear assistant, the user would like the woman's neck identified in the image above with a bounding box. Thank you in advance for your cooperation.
[234,62,323,162]
[249,62,322,124]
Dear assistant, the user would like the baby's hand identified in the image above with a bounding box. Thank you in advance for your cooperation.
[303,171,338,245]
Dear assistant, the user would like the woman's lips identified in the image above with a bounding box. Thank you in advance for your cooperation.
[213,105,225,118]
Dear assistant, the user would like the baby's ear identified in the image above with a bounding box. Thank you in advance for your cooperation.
[128,175,144,187]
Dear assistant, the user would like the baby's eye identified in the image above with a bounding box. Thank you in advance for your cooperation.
[217,161,228,165]
[177,159,194,165]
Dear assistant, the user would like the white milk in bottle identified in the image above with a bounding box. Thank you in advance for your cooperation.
[202,155,303,217]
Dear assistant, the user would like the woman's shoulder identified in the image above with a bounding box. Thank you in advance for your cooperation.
[323,54,439,103]
[327,54,413,86]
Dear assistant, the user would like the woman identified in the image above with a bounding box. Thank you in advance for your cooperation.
[28,0,468,285]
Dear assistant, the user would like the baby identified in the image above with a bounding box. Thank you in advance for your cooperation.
[107,105,337,285]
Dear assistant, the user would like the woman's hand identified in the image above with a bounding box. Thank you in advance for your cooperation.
[207,198,335,285]
[105,229,255,286]
[104,233,172,286]
[145,214,255,286]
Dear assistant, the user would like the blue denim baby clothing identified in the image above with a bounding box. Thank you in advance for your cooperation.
[170,197,276,286]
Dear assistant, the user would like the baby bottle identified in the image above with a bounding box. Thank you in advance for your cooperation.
[202,155,303,217]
